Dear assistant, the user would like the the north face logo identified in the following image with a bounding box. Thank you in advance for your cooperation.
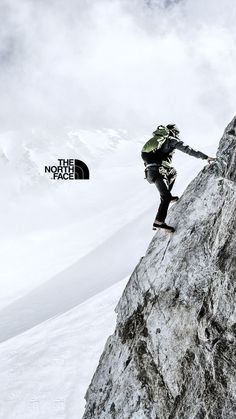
[45,159,90,180]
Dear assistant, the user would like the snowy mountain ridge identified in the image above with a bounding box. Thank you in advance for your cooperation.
[0,128,138,196]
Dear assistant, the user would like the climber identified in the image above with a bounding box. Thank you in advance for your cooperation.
[141,124,215,232]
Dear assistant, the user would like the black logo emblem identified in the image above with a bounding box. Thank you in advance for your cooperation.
[74,159,90,179]
[45,159,90,180]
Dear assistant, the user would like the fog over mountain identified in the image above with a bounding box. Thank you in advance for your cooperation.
[0,0,235,137]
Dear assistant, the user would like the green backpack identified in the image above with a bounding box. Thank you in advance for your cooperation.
[142,125,169,153]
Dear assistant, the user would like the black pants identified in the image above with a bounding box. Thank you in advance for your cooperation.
[145,165,177,222]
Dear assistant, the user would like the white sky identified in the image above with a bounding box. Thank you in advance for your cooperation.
[0,0,235,138]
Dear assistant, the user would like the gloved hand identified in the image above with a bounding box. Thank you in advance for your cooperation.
[207,156,216,164]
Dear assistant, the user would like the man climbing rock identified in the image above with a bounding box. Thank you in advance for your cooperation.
[141,124,215,232]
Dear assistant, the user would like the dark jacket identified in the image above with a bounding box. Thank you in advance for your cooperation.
[141,136,208,166]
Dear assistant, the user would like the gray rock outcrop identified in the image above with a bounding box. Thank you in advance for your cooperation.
[83,117,236,419]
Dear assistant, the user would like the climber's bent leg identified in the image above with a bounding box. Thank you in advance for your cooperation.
[154,174,172,223]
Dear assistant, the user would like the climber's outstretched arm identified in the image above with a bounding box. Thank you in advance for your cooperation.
[171,138,208,160]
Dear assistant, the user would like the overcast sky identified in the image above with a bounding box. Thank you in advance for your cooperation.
[0,0,236,138]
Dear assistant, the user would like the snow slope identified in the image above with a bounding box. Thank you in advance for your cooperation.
[0,278,127,419]
[0,206,154,342]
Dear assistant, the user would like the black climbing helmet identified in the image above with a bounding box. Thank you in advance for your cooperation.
[166,124,180,137]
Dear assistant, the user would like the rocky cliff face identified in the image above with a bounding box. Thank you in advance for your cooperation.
[83,118,236,419]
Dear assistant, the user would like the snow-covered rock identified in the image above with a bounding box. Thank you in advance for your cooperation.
[83,117,236,418]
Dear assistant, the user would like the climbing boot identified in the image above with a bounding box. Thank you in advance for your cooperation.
[170,196,179,203]
[153,221,175,233]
